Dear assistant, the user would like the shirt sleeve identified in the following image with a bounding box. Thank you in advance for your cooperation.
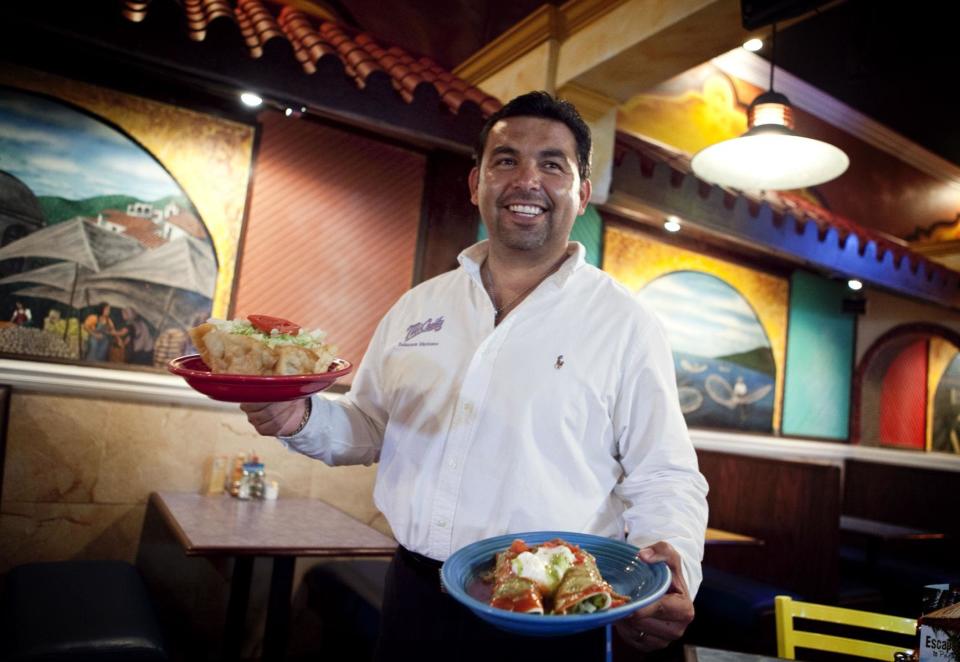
[276,304,396,466]
[612,310,709,597]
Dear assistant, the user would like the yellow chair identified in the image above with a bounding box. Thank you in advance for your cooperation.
[775,595,917,660]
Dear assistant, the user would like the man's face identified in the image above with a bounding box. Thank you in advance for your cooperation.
[469,116,591,257]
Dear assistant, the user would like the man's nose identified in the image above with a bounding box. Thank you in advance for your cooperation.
[510,161,542,190]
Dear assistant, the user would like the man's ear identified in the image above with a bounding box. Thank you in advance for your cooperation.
[468,166,480,206]
[577,176,592,215]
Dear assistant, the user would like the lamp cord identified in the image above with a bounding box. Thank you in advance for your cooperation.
[769,23,777,91]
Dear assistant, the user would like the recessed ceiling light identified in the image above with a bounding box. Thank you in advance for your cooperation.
[847,279,863,291]
[240,92,263,107]
[664,217,681,233]
[742,38,763,52]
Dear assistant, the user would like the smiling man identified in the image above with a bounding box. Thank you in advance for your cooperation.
[242,91,708,660]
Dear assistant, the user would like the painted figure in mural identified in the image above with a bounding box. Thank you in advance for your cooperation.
[83,303,117,362]
[121,308,155,365]
[43,308,63,334]
[10,300,31,326]
[109,309,132,363]
[240,91,708,659]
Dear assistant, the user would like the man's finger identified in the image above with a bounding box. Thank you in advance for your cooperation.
[638,543,689,596]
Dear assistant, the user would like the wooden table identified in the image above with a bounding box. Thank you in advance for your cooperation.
[840,515,945,542]
[706,527,764,546]
[840,514,946,568]
[150,491,396,662]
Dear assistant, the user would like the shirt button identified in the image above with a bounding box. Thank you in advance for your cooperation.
[448,459,457,469]
[462,402,474,414]
[436,518,448,527]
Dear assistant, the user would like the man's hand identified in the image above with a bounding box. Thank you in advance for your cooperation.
[240,399,308,437]
[615,541,695,651]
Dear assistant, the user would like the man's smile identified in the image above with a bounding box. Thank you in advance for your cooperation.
[507,203,545,216]
[502,200,549,224]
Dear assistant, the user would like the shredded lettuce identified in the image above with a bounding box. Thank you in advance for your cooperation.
[206,318,330,349]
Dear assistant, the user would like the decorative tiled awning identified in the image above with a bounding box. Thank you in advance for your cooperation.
[155,0,502,117]
[609,134,960,309]
[4,0,501,152]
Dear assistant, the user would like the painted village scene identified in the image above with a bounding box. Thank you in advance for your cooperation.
[0,88,216,369]
[636,271,776,433]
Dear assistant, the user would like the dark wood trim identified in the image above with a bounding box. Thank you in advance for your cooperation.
[698,450,841,601]
[842,459,960,537]
[0,384,9,505]
[414,151,478,285]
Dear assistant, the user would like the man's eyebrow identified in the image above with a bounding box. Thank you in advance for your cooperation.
[490,145,518,157]
[538,148,569,161]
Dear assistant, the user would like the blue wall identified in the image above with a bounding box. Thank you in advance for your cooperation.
[781,270,857,439]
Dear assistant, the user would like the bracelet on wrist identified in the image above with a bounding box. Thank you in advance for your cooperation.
[291,398,312,435]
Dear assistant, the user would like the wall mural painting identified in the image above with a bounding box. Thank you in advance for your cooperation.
[604,225,789,434]
[0,69,254,370]
[929,337,960,454]
[637,272,776,432]
[856,329,960,454]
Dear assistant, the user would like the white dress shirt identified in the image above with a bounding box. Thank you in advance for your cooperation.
[281,240,708,595]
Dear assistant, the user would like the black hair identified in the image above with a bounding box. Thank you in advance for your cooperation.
[474,91,592,180]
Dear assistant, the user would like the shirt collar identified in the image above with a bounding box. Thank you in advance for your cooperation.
[458,240,586,289]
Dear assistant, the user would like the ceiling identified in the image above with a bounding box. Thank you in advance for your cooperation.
[320,0,957,169]
[762,0,960,168]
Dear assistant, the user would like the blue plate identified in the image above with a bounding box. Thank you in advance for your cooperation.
[440,531,671,637]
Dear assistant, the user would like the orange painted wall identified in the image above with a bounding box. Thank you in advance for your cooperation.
[231,111,425,381]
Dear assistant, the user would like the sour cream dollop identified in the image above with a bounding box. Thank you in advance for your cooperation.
[510,544,576,595]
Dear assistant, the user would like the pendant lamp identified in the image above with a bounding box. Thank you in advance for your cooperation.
[691,25,849,191]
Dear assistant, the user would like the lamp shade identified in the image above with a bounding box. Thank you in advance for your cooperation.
[691,91,849,191]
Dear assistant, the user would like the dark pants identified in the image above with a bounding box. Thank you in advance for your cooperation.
[374,546,607,662]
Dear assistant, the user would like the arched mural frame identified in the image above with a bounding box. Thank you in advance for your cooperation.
[851,322,960,448]
[639,269,779,433]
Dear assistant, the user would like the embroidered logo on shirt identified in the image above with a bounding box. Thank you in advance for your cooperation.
[403,316,445,343]
[555,355,564,369]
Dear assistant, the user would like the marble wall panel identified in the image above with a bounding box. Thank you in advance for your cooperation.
[0,501,144,568]
[1,390,384,574]
[4,394,110,503]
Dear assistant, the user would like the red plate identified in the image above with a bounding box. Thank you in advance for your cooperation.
[167,354,352,402]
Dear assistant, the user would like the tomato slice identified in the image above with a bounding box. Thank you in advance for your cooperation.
[248,314,300,336]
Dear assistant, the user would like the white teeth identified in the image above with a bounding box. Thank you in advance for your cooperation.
[508,204,544,215]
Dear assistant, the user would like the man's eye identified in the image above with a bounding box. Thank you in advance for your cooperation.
[543,162,563,170]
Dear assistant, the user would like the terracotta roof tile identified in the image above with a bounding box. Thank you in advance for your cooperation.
[183,0,234,41]
[101,211,169,249]
[126,1,501,117]
[237,0,286,58]
[277,7,336,66]
[121,1,150,23]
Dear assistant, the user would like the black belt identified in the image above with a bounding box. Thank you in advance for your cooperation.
[398,545,443,570]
